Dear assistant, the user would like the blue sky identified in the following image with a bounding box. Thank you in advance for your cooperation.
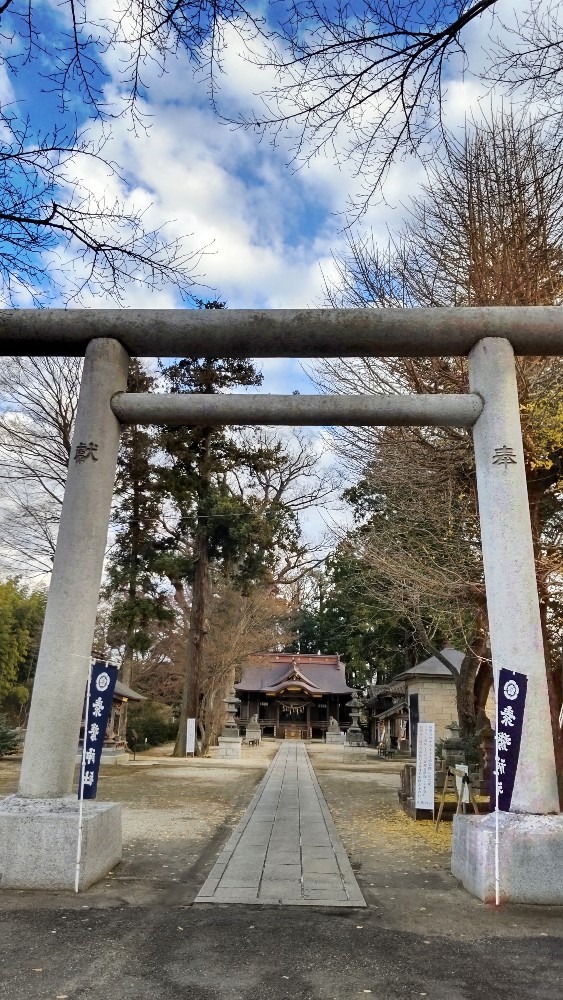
[0,1,529,399]
[0,0,540,549]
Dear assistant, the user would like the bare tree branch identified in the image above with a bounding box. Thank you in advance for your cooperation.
[0,112,206,304]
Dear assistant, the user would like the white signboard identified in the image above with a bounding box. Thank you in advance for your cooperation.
[186,717,196,756]
[415,722,436,811]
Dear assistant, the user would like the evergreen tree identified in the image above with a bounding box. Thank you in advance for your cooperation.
[0,714,21,757]
[288,554,420,687]
[104,359,173,724]
[157,351,300,754]
[0,579,46,717]
[104,307,327,754]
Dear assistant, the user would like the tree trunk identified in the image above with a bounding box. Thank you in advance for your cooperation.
[116,639,135,744]
[117,480,141,743]
[173,526,211,756]
[474,659,493,714]
[456,633,488,739]
[200,686,215,756]
[413,613,487,739]
[528,477,563,809]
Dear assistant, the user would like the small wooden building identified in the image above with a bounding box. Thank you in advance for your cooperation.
[365,679,409,749]
[236,653,353,740]
[78,678,146,764]
[367,647,463,752]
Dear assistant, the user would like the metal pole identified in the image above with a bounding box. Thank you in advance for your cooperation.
[468,338,559,814]
[18,339,129,799]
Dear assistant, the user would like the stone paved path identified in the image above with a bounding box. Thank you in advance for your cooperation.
[195,742,366,906]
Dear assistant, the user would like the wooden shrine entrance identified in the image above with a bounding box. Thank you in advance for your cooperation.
[236,653,353,740]
[278,698,311,740]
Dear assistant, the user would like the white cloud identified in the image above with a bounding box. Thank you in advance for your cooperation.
[39,1,543,319]
[8,1,555,564]
[0,61,15,106]
[61,81,349,309]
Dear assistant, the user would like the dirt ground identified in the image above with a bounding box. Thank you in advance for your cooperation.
[307,745,563,938]
[1,740,562,938]
[0,741,278,907]
[1,741,562,1000]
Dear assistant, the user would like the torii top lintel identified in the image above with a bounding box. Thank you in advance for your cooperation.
[1,307,563,358]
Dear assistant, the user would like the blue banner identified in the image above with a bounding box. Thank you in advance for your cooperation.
[79,660,118,800]
[496,668,528,812]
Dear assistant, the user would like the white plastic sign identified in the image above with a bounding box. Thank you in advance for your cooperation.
[186,717,196,755]
[415,722,435,811]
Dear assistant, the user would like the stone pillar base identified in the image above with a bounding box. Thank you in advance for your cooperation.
[245,728,261,745]
[343,745,367,763]
[217,736,242,759]
[452,812,563,904]
[325,733,345,744]
[0,795,122,891]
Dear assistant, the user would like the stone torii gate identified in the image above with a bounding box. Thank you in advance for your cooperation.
[0,307,561,901]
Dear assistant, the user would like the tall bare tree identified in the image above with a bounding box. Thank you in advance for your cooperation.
[318,113,563,775]
[0,113,204,304]
[238,3,563,212]
[0,357,82,575]
[7,1,563,229]
[198,582,294,753]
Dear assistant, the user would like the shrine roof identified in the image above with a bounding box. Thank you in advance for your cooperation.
[373,700,409,721]
[392,647,463,682]
[236,653,353,695]
[364,680,406,706]
[114,680,146,702]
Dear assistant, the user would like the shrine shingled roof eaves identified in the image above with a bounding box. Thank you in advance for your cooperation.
[236,653,353,695]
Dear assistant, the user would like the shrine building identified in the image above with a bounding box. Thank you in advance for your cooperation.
[366,647,464,752]
[236,653,353,740]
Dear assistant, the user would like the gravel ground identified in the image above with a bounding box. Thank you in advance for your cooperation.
[307,745,563,940]
[0,741,278,907]
[1,741,562,1000]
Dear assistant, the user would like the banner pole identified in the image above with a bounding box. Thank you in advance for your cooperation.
[495,668,500,907]
[75,658,93,893]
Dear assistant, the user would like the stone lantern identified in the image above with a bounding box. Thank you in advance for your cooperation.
[222,687,241,737]
[217,686,242,759]
[345,689,365,746]
[344,690,367,761]
[441,720,464,767]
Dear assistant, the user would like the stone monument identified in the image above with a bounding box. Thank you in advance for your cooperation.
[217,687,242,759]
[245,713,261,744]
[325,716,344,744]
[440,721,465,767]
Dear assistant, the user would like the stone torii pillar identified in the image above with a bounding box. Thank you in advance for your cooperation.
[0,308,561,901]
[0,338,129,890]
[452,338,562,903]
